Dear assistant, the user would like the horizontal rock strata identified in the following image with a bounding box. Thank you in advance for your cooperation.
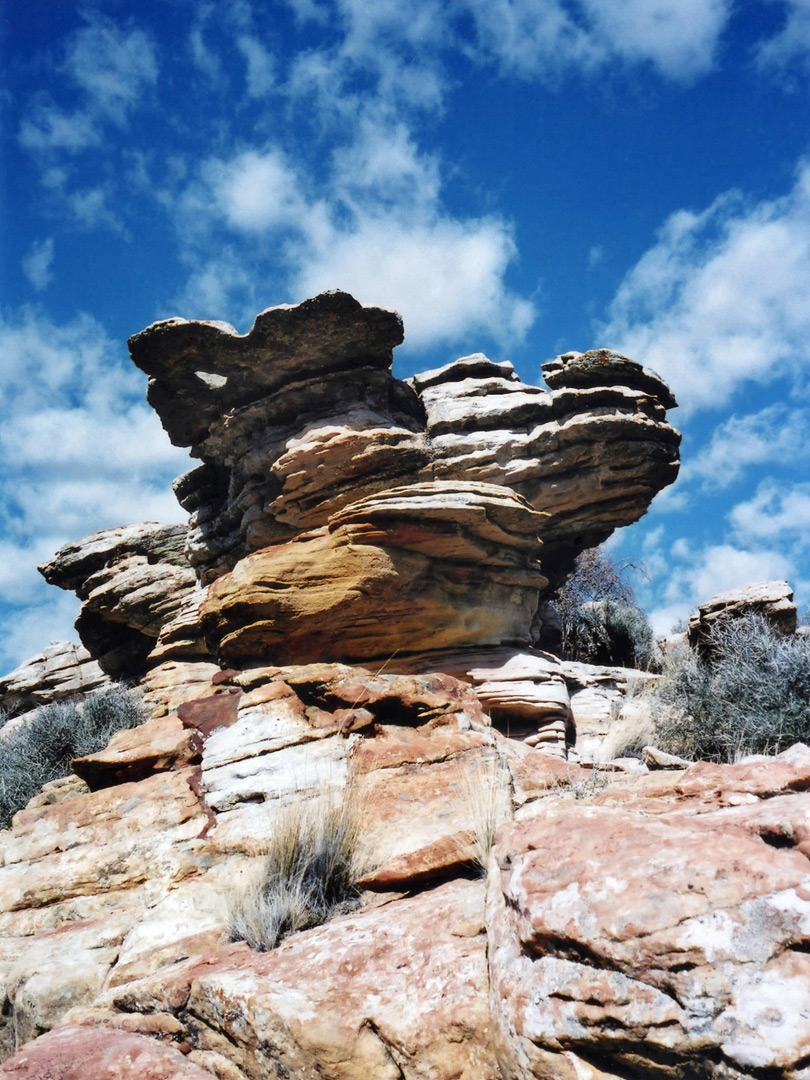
[39,523,198,678]
[0,642,108,721]
[200,481,548,668]
[412,351,680,588]
[129,291,426,582]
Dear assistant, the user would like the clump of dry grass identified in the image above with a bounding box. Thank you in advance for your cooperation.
[228,792,366,951]
[461,752,511,876]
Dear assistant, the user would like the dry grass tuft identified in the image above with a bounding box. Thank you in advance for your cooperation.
[228,791,366,951]
[461,752,511,876]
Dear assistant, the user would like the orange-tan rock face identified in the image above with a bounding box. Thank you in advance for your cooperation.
[200,482,547,667]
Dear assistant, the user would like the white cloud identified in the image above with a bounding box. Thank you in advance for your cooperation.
[457,0,730,82]
[601,161,810,414]
[63,13,159,124]
[178,122,535,349]
[647,539,796,634]
[237,34,276,96]
[22,238,55,291]
[295,215,535,348]
[0,308,190,671]
[729,481,810,545]
[687,405,810,490]
[18,102,100,153]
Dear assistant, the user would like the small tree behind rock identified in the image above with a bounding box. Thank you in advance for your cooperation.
[554,549,655,669]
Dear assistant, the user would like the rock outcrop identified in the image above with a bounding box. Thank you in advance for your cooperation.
[39,523,198,678]
[0,642,108,721]
[128,293,679,592]
[200,482,547,668]
[489,744,810,1079]
[0,290,699,1078]
[687,579,798,656]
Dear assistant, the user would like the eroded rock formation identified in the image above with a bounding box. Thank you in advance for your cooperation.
[0,290,712,1079]
[687,578,798,656]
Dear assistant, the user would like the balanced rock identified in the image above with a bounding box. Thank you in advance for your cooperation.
[200,481,547,668]
[130,291,427,582]
[127,294,679,592]
[687,579,798,657]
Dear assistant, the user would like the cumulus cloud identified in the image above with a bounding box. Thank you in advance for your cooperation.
[176,115,536,349]
[18,12,158,156]
[729,481,810,545]
[0,309,189,670]
[645,539,796,635]
[601,161,810,414]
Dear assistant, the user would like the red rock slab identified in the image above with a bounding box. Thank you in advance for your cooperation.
[357,828,478,889]
[591,742,810,815]
[0,1025,212,1078]
[72,715,202,789]
[489,789,810,1077]
[99,879,498,1080]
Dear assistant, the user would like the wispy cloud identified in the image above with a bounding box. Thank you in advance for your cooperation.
[756,0,810,76]
[686,405,810,491]
[21,237,55,291]
[0,308,189,670]
[601,161,810,414]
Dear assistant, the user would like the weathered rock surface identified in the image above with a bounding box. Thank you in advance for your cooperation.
[39,523,198,678]
[413,351,680,588]
[130,291,426,582]
[688,579,798,656]
[0,642,108,721]
[127,295,678,591]
[489,743,810,1079]
[200,482,547,668]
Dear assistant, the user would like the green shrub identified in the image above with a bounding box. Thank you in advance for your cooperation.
[555,550,655,668]
[229,794,365,951]
[653,613,810,762]
[0,684,148,828]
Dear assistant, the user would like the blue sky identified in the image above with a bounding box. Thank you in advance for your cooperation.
[1,0,809,671]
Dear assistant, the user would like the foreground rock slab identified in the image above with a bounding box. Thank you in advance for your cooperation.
[489,744,810,1079]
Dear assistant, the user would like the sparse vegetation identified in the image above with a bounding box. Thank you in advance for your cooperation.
[555,549,655,669]
[228,793,366,951]
[0,684,148,829]
[461,753,510,876]
[653,613,810,763]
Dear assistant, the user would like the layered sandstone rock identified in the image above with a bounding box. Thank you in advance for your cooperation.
[0,642,108,721]
[39,523,198,678]
[414,350,680,588]
[687,579,798,656]
[129,291,426,583]
[200,482,547,668]
[127,294,678,593]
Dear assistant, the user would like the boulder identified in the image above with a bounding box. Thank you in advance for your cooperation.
[413,351,680,588]
[128,296,679,591]
[488,744,810,1078]
[687,579,798,656]
[130,291,426,583]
